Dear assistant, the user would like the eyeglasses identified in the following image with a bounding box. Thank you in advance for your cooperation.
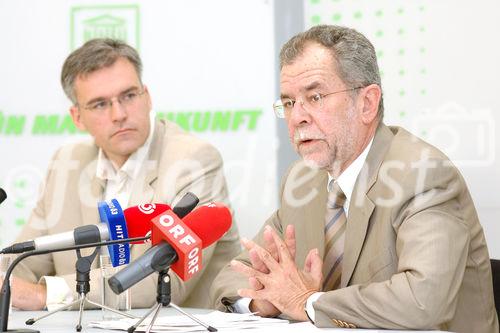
[79,89,146,112]
[272,87,364,118]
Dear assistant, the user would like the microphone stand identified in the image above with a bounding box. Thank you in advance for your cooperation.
[0,236,148,333]
[127,267,216,333]
[25,246,138,332]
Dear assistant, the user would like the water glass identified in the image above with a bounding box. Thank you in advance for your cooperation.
[99,254,131,320]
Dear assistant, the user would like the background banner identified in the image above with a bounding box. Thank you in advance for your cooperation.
[0,0,277,244]
[1,0,499,258]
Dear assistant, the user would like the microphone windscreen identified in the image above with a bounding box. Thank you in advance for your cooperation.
[124,204,171,243]
[98,199,130,267]
[183,203,232,249]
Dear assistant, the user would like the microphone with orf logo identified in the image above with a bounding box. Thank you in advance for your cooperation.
[108,202,232,294]
[122,192,200,244]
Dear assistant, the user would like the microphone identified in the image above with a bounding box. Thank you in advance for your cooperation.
[108,202,232,294]
[0,235,149,333]
[122,192,200,244]
[0,191,199,262]
[99,199,170,266]
[0,188,6,205]
[105,192,199,266]
[0,201,170,256]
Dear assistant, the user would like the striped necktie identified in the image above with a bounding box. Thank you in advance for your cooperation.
[322,182,347,291]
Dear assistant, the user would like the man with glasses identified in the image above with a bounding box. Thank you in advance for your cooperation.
[10,38,241,311]
[211,25,498,332]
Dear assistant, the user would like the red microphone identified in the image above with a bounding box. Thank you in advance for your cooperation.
[150,202,232,280]
[108,202,232,294]
[182,202,233,248]
[123,192,200,244]
[124,204,171,243]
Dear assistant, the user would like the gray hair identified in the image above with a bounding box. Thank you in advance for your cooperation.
[280,25,384,119]
[61,38,143,104]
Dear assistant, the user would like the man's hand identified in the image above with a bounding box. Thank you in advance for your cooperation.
[232,227,323,321]
[4,276,47,310]
[239,225,296,317]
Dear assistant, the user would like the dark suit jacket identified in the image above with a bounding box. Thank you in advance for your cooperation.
[211,123,498,332]
[14,119,241,309]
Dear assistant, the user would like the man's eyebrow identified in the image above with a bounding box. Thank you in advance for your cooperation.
[280,81,323,99]
[119,86,141,95]
[84,86,140,105]
[304,81,322,91]
[84,96,106,106]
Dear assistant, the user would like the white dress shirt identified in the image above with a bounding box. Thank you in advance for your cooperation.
[43,114,155,310]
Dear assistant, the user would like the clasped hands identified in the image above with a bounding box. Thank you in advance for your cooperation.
[230,225,323,321]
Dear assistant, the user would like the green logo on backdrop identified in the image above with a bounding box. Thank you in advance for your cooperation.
[70,4,140,50]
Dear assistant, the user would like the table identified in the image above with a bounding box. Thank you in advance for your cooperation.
[5,308,450,333]
[7,308,148,333]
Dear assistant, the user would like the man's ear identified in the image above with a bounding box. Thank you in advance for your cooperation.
[358,84,381,125]
[69,106,86,131]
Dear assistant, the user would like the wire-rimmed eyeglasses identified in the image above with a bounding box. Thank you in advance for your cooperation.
[272,87,364,118]
[78,89,146,113]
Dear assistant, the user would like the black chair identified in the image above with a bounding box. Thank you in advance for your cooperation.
[492,259,500,320]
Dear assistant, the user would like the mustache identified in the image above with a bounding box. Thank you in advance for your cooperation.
[293,130,326,144]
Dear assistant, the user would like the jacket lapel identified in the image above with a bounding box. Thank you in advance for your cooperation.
[128,120,163,207]
[341,193,374,287]
[341,123,394,287]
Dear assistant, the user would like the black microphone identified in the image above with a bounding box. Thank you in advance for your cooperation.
[0,235,149,333]
[0,188,6,205]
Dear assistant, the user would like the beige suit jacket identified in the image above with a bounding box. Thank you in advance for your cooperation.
[211,124,498,332]
[14,119,241,309]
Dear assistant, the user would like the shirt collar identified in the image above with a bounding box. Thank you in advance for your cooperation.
[96,113,156,181]
[327,138,373,214]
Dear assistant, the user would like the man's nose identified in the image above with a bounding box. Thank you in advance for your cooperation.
[288,98,311,125]
[110,98,127,122]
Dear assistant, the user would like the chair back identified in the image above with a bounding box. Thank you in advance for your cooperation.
[492,259,500,321]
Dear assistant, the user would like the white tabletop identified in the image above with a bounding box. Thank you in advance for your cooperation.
[5,308,449,333]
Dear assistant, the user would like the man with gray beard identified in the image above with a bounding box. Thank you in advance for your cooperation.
[211,25,498,332]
